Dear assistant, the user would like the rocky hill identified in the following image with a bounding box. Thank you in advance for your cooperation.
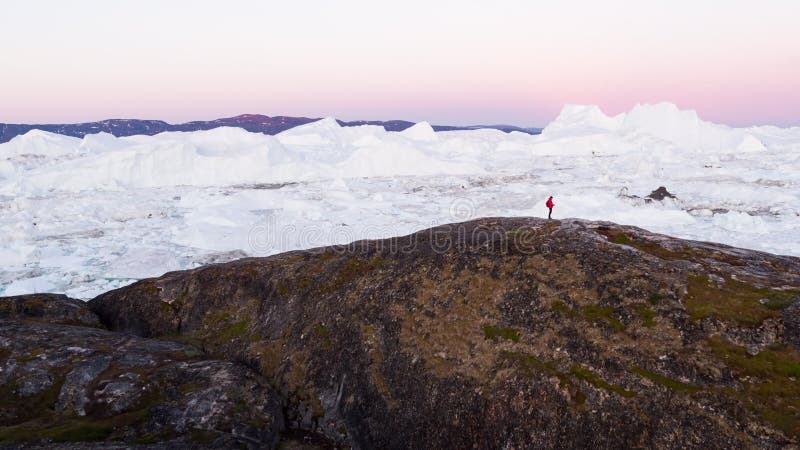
[2,218,800,448]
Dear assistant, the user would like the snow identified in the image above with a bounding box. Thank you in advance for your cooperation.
[2,130,82,158]
[400,121,438,142]
[1,102,799,299]
[542,104,624,138]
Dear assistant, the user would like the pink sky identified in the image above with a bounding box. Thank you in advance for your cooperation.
[1,0,798,127]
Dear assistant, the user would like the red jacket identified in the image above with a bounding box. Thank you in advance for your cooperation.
[546,198,554,208]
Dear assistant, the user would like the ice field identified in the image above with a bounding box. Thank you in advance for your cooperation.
[1,102,799,299]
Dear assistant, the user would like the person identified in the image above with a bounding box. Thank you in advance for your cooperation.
[546,196,554,219]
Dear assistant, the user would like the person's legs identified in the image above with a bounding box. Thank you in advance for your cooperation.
[548,208,552,219]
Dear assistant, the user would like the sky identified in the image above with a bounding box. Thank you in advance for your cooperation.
[1,0,798,127]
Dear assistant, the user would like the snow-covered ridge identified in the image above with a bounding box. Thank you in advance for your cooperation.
[2,102,798,193]
[541,102,798,154]
[0,118,496,192]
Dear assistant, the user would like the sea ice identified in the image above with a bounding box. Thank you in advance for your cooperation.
[1,102,798,298]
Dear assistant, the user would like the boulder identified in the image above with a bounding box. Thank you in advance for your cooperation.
[0,294,102,328]
[0,295,285,448]
[646,186,677,201]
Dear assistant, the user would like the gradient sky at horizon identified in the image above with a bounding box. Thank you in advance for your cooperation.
[1,0,798,127]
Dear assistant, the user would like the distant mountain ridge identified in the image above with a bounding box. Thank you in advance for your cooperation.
[0,114,541,143]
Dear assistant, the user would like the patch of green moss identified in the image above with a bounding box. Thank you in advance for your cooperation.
[709,337,800,379]
[597,228,692,260]
[329,257,386,291]
[482,326,521,343]
[133,434,160,445]
[0,421,107,444]
[141,283,160,296]
[278,278,312,296]
[0,368,66,428]
[242,267,259,278]
[570,365,637,397]
[500,351,568,385]
[599,227,750,266]
[0,421,48,443]
[15,348,42,362]
[276,283,288,296]
[501,352,632,403]
[220,321,248,341]
[43,422,114,443]
[182,346,204,358]
[581,305,624,331]
[31,369,66,414]
[0,424,34,443]
[685,274,799,326]
[0,376,166,445]
[313,323,333,350]
[551,301,625,332]
[52,319,99,329]
[707,337,800,438]
[628,366,700,393]
[199,308,251,346]
[611,234,633,245]
[189,427,221,444]
[631,241,689,260]
[762,296,798,311]
[573,389,587,405]
[138,429,181,446]
[635,305,657,327]
[159,301,173,314]
[179,383,204,394]
[550,300,579,318]
[174,289,190,306]
[231,396,272,429]
[318,252,335,261]
[505,228,536,249]
[647,294,662,305]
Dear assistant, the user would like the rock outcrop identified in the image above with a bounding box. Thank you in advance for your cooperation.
[646,186,677,201]
[3,218,800,448]
[0,295,284,448]
[618,186,678,206]
[0,294,102,328]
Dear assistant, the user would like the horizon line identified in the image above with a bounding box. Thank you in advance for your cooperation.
[2,101,800,130]
[0,113,546,130]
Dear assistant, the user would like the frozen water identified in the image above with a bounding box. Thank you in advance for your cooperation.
[1,103,799,299]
